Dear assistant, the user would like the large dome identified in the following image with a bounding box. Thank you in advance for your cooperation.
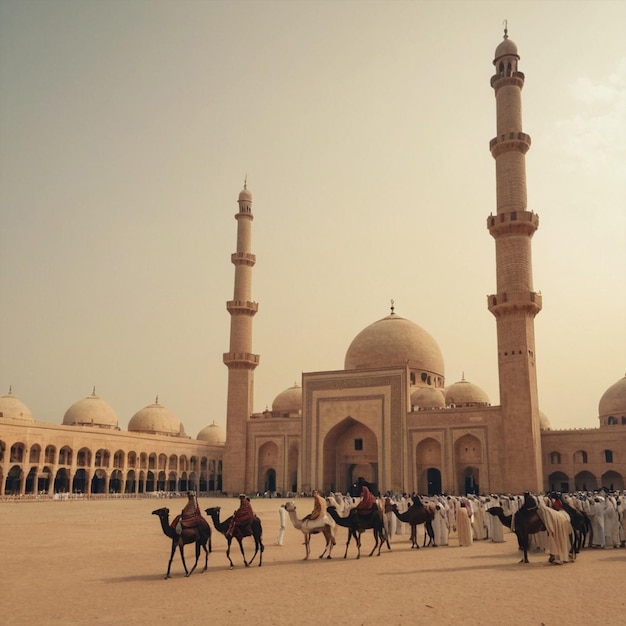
[345,313,444,381]
[598,375,626,423]
[197,421,226,444]
[63,390,118,428]
[444,377,490,408]
[128,398,182,436]
[0,388,34,422]
[272,384,302,415]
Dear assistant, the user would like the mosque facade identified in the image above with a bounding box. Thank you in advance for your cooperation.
[1,33,625,499]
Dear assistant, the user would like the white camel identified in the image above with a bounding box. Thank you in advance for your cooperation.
[284,501,336,560]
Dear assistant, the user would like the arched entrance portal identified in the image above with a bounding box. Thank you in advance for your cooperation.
[257,441,279,494]
[264,469,276,493]
[425,467,442,495]
[455,433,483,494]
[323,417,378,494]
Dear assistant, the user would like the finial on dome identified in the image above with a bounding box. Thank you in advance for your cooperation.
[390,299,395,315]
[155,394,159,404]
[92,385,96,396]
[8,385,12,394]
[244,174,248,190]
[503,19,508,39]
[461,371,466,381]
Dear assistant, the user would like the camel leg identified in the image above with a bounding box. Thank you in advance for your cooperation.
[304,533,310,560]
[178,544,190,577]
[164,541,178,579]
[186,542,201,577]
[237,538,250,567]
[258,539,264,567]
[201,543,209,572]
[226,539,235,569]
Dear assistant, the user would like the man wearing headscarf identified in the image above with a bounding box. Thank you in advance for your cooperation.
[227,494,255,537]
[356,485,376,515]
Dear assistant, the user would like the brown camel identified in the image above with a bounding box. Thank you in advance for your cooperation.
[205,506,264,568]
[487,505,574,564]
[326,504,390,559]
[284,501,335,560]
[151,507,212,579]
[391,499,435,549]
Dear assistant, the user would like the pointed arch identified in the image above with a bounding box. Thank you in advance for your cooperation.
[257,441,279,493]
[323,417,378,494]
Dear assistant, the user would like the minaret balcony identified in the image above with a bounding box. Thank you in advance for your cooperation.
[487,291,542,317]
[223,352,260,369]
[231,252,256,266]
[226,300,259,315]
[489,132,531,157]
[487,210,539,236]
[490,71,525,90]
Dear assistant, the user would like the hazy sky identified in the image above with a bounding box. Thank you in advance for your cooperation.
[1,0,624,437]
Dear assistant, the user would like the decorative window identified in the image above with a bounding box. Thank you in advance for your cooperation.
[354,438,363,451]
[549,451,561,464]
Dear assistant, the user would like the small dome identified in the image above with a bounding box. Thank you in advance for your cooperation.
[197,421,226,444]
[598,375,626,419]
[444,377,490,407]
[0,388,34,422]
[494,36,519,63]
[63,390,118,428]
[272,384,302,414]
[539,411,551,430]
[128,398,182,436]
[411,387,446,410]
[345,313,444,377]
[238,185,252,203]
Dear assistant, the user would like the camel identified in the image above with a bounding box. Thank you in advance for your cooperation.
[326,504,390,559]
[205,506,264,568]
[559,500,591,554]
[391,499,435,549]
[488,505,574,564]
[151,507,211,579]
[284,501,335,560]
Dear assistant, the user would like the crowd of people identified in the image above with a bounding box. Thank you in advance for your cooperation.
[274,488,626,553]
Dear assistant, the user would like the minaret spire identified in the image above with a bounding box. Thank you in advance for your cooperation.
[487,31,543,493]
[222,181,259,494]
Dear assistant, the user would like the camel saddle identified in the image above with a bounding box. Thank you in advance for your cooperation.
[171,511,205,534]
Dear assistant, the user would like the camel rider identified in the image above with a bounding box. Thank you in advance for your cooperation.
[355,486,376,516]
[227,494,255,538]
[304,490,327,522]
[175,491,203,534]
[521,491,538,511]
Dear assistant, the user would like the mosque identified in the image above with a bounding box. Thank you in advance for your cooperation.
[1,32,625,499]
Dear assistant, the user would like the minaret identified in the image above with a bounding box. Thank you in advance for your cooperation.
[487,27,544,493]
[222,181,259,495]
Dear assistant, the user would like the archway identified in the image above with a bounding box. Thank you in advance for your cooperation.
[91,469,106,494]
[547,471,570,493]
[72,469,88,494]
[601,470,624,491]
[54,468,70,494]
[323,417,378,494]
[574,470,597,491]
[425,467,442,495]
[257,441,280,494]
[455,433,483,494]
[415,437,442,494]
[4,465,21,495]
[264,469,276,493]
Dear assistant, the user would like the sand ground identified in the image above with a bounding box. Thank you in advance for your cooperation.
[0,495,624,626]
